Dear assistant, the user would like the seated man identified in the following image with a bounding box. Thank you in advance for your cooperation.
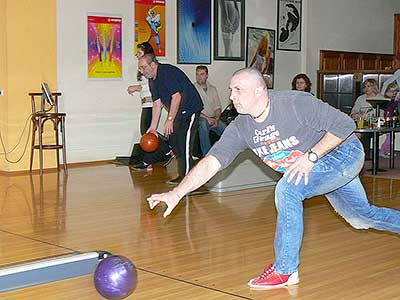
[194,65,226,156]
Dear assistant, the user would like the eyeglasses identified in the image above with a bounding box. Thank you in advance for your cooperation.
[139,64,150,71]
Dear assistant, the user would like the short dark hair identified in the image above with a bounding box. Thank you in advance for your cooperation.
[196,65,208,74]
[141,53,158,65]
[291,73,312,92]
[137,42,154,55]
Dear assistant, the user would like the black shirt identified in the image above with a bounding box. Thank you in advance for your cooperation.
[149,63,203,117]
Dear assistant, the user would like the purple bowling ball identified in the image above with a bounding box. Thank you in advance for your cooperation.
[94,255,137,299]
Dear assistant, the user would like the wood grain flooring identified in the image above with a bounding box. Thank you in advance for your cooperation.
[0,163,399,300]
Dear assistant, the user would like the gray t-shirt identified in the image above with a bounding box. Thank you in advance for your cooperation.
[208,91,357,173]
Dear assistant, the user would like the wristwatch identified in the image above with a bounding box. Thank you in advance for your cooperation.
[307,150,319,163]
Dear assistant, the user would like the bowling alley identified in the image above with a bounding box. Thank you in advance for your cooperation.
[0,1,400,299]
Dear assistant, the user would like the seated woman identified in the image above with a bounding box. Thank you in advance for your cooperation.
[379,81,400,158]
[350,78,381,160]
[291,73,312,93]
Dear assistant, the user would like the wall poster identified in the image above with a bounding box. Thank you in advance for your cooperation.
[214,0,245,61]
[246,27,275,89]
[277,0,301,51]
[87,15,122,79]
[134,0,166,56]
[177,0,211,64]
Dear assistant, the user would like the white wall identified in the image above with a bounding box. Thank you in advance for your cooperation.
[306,0,400,90]
[58,0,399,163]
[58,0,137,162]
[58,0,301,163]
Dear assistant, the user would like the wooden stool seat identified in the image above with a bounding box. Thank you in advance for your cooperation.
[33,145,64,150]
[29,92,67,175]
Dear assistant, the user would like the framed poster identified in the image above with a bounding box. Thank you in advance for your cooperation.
[177,0,211,64]
[214,0,245,61]
[246,27,275,89]
[277,0,301,51]
[87,15,122,79]
[134,0,166,57]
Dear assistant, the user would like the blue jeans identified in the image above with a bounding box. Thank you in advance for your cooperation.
[198,117,226,156]
[273,139,400,274]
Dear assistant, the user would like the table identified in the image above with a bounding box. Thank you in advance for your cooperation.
[354,127,400,175]
[366,98,389,117]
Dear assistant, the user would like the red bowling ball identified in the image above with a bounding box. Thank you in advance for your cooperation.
[140,132,159,152]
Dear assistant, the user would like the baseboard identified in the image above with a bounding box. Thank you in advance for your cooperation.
[0,160,113,176]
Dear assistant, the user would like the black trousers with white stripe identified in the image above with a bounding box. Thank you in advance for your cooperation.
[169,112,200,178]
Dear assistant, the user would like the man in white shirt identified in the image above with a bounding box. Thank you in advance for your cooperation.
[194,65,226,156]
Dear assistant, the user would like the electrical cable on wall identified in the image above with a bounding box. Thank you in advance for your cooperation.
[0,113,33,163]
[0,83,59,164]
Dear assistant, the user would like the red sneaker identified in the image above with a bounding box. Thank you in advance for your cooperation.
[247,264,299,290]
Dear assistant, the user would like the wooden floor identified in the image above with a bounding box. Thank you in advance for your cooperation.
[0,162,399,300]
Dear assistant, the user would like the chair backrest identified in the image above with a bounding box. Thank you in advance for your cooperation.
[28,92,62,114]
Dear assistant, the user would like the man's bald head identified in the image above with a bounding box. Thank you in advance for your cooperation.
[232,68,267,90]
[229,68,269,117]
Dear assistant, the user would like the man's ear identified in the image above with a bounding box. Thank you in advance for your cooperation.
[255,87,262,96]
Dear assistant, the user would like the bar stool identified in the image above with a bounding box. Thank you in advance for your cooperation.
[29,91,67,175]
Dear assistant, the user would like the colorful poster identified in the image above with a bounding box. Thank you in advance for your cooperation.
[177,0,211,64]
[134,0,166,56]
[246,27,275,89]
[88,15,122,79]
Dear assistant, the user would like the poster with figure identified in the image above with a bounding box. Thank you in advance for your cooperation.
[246,27,275,89]
[277,0,301,51]
[87,15,122,79]
[177,0,211,64]
[214,0,245,61]
[135,0,166,57]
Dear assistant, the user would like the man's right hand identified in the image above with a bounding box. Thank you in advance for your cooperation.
[147,190,182,218]
[146,128,158,135]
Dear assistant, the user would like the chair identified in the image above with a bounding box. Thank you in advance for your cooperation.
[29,91,67,175]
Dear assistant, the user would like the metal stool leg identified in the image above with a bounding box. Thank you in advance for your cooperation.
[61,116,67,175]
[55,121,60,170]
[38,117,44,176]
[30,119,37,172]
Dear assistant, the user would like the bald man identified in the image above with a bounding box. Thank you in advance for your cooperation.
[147,68,400,289]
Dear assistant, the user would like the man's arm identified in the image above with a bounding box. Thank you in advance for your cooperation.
[127,85,142,95]
[206,108,223,127]
[214,108,222,123]
[210,86,222,126]
[147,155,221,218]
[284,131,344,186]
[164,92,182,135]
[148,99,162,132]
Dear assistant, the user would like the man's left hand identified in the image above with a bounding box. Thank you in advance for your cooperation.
[164,120,174,136]
[283,154,315,185]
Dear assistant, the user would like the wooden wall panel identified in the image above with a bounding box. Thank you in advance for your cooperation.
[361,54,377,70]
[320,51,341,70]
[320,50,395,71]
[342,53,360,70]
[394,14,400,58]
